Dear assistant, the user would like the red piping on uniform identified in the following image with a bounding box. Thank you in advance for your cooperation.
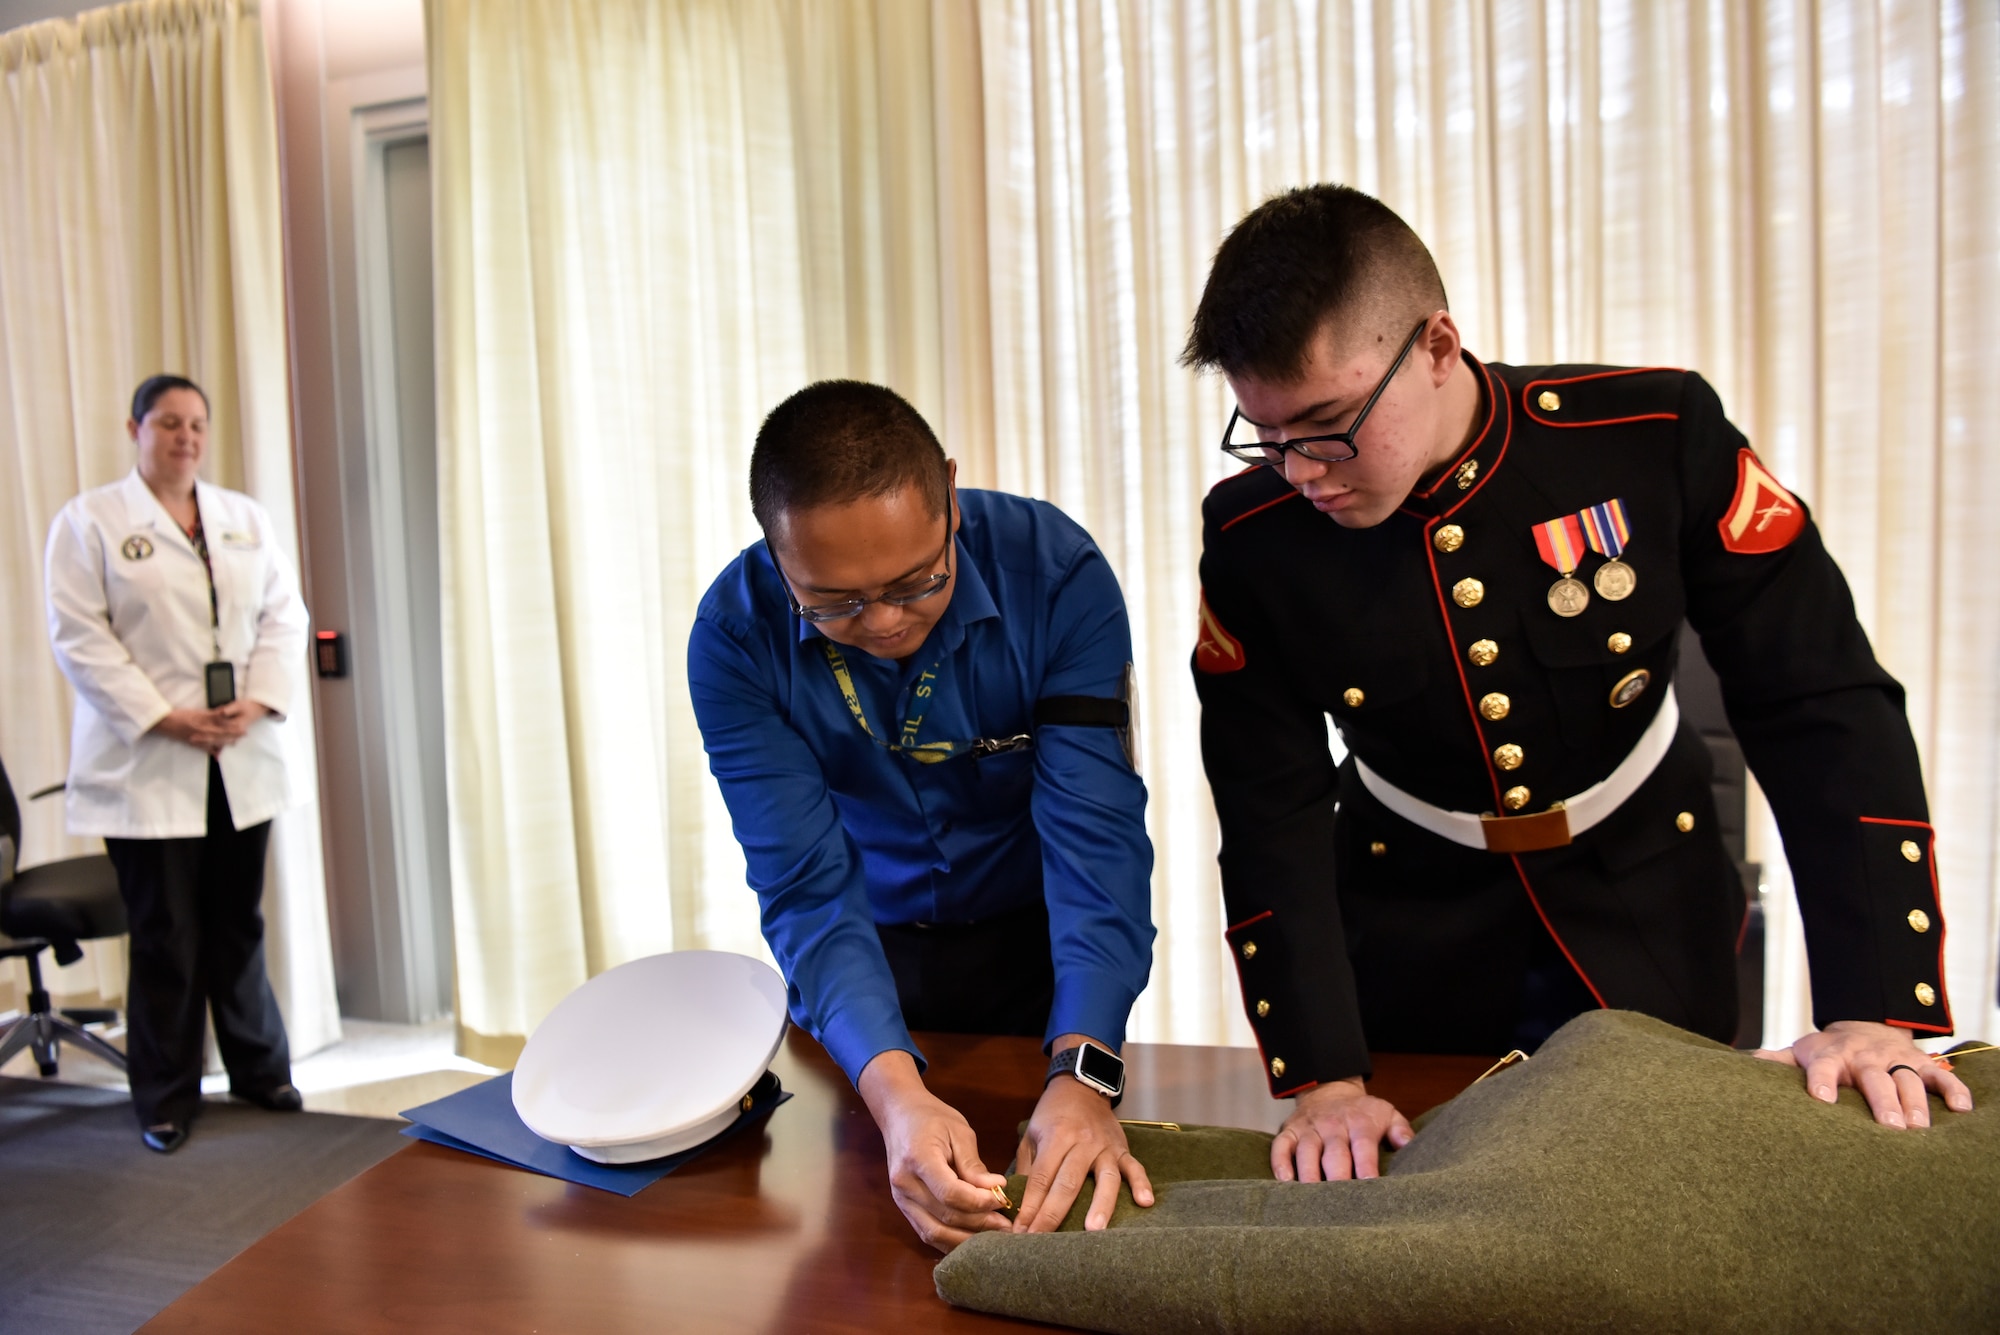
[1859,816,1953,1034]
[1220,489,1303,532]
[1227,909,1274,934]
[1407,358,1502,504]
[1522,367,1683,429]
[1436,361,1515,522]
[1417,362,1513,810]
[1274,1079,1320,1098]
[1509,854,1609,1009]
[1735,899,1752,954]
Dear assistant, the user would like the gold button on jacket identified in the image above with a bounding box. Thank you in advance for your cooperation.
[1343,687,1365,708]
[1270,1057,1286,1078]
[1479,692,1511,721]
[1452,578,1485,608]
[1907,909,1931,933]
[1503,786,1531,810]
[1607,632,1632,654]
[1468,639,1499,667]
[1256,999,1271,1017]
[1675,812,1695,833]
[1901,840,1922,863]
[1369,840,1387,857]
[1240,941,1257,960]
[1494,744,1524,771]
[1433,524,1465,553]
[1537,389,1562,410]
[1915,982,1937,1007]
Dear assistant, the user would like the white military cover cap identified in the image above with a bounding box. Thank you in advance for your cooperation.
[513,950,788,1163]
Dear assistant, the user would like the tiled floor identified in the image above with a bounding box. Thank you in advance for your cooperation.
[0,1012,500,1119]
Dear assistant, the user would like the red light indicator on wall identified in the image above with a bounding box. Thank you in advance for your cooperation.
[314,630,348,679]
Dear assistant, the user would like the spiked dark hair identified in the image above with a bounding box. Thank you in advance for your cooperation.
[1181,184,1447,382]
[749,381,949,541]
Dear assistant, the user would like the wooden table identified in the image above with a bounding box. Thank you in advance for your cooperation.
[144,1031,1490,1333]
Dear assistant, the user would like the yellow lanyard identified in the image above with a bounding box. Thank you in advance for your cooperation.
[820,641,967,764]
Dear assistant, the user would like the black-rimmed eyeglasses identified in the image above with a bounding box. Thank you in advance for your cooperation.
[1219,317,1430,466]
[773,513,954,624]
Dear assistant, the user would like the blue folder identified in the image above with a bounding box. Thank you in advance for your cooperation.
[398,1070,789,1197]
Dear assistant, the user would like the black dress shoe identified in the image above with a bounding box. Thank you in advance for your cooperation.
[232,1082,304,1112]
[142,1122,189,1154]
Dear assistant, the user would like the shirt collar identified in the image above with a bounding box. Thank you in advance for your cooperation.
[1397,351,1511,521]
[788,533,1001,654]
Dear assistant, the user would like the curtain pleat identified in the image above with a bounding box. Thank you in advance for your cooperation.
[430,0,2000,1055]
[0,0,340,1056]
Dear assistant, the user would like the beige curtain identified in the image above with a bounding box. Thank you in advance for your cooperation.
[0,0,341,1055]
[431,0,1999,1056]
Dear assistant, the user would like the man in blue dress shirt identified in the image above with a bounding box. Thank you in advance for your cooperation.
[688,381,1157,1252]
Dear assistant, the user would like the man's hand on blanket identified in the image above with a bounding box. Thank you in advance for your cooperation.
[1013,1037,1155,1234]
[1272,1077,1414,1182]
[859,1050,1013,1253]
[1755,1020,1973,1128]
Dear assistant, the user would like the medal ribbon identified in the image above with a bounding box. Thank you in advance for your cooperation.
[1532,514,1587,576]
[1579,498,1631,559]
[820,640,967,764]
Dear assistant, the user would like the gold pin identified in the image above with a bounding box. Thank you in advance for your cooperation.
[990,1184,1014,1211]
[1475,1049,1530,1083]
[1118,1119,1183,1132]
[1456,459,1480,490]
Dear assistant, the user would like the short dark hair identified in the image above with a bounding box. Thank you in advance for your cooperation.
[749,381,949,541]
[1181,184,1447,382]
[130,374,208,424]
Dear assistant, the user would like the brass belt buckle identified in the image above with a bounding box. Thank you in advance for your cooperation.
[1479,805,1572,853]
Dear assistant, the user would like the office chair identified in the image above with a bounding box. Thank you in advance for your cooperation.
[0,754,129,1077]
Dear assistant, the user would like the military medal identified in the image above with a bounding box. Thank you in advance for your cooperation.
[1532,513,1590,618]
[1579,498,1636,601]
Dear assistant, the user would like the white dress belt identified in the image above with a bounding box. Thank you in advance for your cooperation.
[1354,685,1681,853]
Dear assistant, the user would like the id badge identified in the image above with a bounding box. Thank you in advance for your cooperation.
[205,660,237,708]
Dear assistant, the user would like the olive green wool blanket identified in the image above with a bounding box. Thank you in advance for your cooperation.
[935,1010,1998,1333]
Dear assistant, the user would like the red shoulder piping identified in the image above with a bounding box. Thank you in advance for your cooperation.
[1522,367,1683,429]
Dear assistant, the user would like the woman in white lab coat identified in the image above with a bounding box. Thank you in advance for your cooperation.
[44,375,310,1154]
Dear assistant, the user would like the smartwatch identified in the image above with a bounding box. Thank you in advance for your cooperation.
[1046,1040,1125,1107]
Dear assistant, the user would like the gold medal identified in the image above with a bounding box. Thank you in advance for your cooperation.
[1593,558,1636,601]
[1546,576,1590,618]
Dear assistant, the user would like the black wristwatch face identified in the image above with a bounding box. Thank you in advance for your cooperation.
[1075,1042,1125,1094]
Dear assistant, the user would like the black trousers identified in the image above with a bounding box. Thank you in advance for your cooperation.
[876,900,1056,1039]
[104,761,292,1126]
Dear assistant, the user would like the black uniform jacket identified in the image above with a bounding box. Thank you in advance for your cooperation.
[1195,354,1952,1096]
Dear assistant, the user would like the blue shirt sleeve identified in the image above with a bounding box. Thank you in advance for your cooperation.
[1031,543,1156,1053]
[686,612,922,1086]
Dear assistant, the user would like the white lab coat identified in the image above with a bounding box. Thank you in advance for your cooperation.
[45,470,310,839]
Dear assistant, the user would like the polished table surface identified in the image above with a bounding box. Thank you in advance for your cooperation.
[143,1031,1492,1334]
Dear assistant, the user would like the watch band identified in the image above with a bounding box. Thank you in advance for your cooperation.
[1046,1041,1125,1107]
